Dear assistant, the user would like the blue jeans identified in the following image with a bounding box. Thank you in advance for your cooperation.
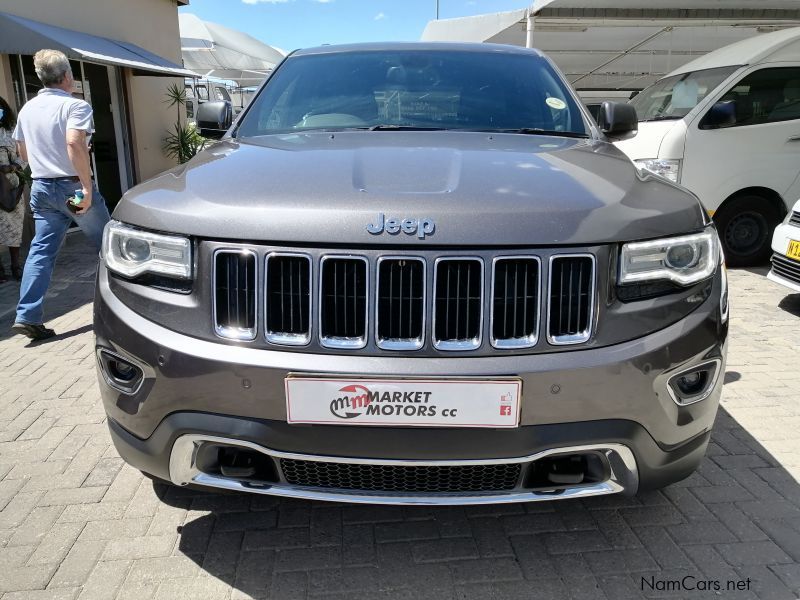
[16,177,110,325]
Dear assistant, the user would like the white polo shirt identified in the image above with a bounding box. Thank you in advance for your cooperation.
[12,88,93,179]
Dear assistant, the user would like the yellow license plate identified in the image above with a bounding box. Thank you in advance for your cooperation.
[788,240,800,261]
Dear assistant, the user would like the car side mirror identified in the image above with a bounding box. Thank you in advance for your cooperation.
[196,101,233,140]
[598,101,638,141]
[699,100,736,130]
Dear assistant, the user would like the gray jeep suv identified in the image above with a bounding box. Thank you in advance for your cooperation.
[94,43,729,505]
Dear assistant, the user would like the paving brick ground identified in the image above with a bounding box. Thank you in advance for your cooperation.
[0,234,799,599]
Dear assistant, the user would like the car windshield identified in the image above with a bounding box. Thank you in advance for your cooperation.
[235,49,589,137]
[630,66,739,121]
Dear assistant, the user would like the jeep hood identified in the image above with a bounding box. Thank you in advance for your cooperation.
[115,131,706,246]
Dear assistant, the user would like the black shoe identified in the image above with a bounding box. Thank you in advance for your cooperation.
[11,322,56,341]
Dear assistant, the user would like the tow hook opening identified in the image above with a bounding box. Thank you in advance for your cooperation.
[97,350,144,395]
[195,443,279,487]
[668,359,721,405]
[524,452,610,490]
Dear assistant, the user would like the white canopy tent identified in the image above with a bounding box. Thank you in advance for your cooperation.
[422,1,800,90]
[179,13,285,84]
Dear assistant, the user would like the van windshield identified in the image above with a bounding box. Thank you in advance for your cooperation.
[630,66,739,122]
[235,50,588,137]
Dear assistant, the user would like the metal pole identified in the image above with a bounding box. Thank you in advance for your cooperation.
[526,10,534,48]
[436,0,439,20]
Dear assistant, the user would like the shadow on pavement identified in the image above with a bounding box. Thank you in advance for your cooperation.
[778,294,800,318]
[151,406,800,600]
[0,234,99,343]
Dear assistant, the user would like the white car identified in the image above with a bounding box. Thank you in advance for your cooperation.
[769,199,800,293]
[616,27,800,267]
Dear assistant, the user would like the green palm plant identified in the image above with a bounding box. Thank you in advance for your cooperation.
[162,82,206,164]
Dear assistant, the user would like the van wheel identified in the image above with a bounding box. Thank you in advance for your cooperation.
[714,195,779,267]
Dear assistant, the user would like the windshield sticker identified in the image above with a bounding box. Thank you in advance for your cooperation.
[546,97,567,110]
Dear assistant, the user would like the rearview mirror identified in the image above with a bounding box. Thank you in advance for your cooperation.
[196,101,233,140]
[598,101,638,141]
[699,100,736,130]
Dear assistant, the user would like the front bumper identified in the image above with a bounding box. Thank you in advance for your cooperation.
[95,267,727,503]
[769,221,800,292]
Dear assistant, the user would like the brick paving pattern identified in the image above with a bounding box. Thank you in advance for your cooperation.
[0,234,799,599]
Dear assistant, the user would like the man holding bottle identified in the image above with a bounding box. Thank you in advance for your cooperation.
[10,49,110,341]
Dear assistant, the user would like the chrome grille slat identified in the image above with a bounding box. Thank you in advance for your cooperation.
[376,257,425,350]
[266,253,312,345]
[433,258,483,351]
[548,255,595,345]
[491,257,541,349]
[212,249,599,351]
[319,256,368,349]
[213,250,257,340]
[771,253,800,285]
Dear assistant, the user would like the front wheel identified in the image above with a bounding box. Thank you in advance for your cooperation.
[714,195,780,267]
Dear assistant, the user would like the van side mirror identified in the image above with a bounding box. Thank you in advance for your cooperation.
[699,100,736,130]
[196,101,233,140]
[598,101,638,141]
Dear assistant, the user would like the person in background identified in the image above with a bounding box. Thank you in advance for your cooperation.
[0,95,25,284]
[11,49,110,341]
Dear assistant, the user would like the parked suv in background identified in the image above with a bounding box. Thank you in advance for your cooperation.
[95,43,729,505]
[617,27,800,267]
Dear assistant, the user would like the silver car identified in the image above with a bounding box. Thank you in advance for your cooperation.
[94,43,729,505]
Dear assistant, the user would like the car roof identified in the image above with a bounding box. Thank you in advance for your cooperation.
[667,26,800,77]
[291,41,546,58]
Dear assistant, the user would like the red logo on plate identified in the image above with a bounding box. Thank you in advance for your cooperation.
[499,405,512,416]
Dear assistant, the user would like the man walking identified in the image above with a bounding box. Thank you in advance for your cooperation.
[11,49,110,341]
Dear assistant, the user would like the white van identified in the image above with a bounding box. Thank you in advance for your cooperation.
[616,28,800,266]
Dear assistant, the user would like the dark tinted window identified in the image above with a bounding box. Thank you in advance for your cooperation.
[701,68,800,128]
[236,50,588,136]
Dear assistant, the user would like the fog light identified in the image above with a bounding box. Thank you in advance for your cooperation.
[668,359,721,405]
[97,350,144,395]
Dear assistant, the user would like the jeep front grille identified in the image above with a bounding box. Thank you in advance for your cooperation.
[433,258,483,350]
[548,255,595,345]
[265,253,311,345]
[319,256,369,348]
[491,257,541,348]
[376,257,425,350]
[211,248,597,350]
[213,250,257,340]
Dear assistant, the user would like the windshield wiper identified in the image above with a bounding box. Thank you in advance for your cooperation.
[478,128,589,138]
[367,124,448,131]
[640,116,681,123]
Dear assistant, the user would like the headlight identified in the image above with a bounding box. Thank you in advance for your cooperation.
[103,220,192,279]
[620,229,719,286]
[634,158,681,183]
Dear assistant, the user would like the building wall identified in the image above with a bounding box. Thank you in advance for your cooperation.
[0,0,185,181]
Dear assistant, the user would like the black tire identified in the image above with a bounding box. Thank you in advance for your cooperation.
[713,195,780,267]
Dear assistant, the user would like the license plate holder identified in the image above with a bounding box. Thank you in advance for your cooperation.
[285,376,521,428]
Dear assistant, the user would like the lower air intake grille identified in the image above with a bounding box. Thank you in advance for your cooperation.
[214,251,256,340]
[320,257,368,348]
[376,258,425,349]
[492,258,540,348]
[772,253,800,285]
[549,255,595,344]
[279,459,522,493]
[434,259,483,350]
[266,254,311,345]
